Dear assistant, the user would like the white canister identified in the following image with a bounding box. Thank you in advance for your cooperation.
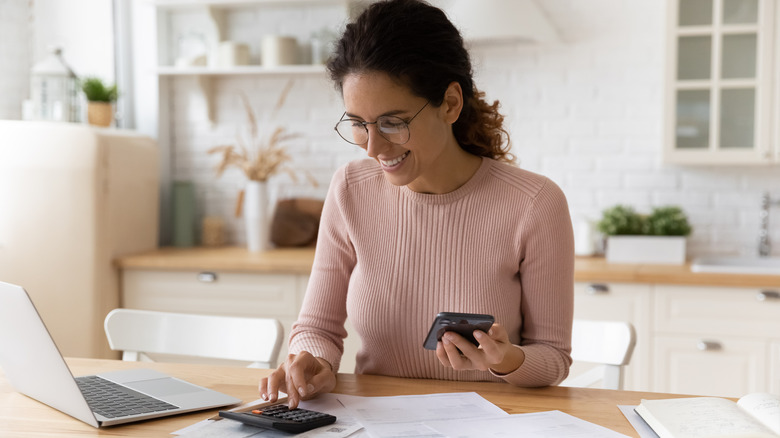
[261,36,298,66]
[216,41,250,67]
[574,218,596,256]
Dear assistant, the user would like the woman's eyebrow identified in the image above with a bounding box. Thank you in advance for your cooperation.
[344,108,409,119]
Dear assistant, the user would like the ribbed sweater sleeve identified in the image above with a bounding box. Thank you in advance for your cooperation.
[288,157,574,386]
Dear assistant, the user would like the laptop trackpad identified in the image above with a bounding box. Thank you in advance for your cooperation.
[125,378,206,397]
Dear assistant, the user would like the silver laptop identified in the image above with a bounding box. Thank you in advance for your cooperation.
[0,281,241,427]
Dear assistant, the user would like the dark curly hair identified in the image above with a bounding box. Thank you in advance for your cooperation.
[326,0,514,163]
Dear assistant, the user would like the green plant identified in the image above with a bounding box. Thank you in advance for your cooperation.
[597,204,693,236]
[81,77,118,102]
[597,205,644,236]
[644,206,692,236]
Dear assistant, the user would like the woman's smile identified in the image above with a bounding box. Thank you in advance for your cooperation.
[379,151,410,170]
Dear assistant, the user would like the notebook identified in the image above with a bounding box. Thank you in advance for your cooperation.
[0,281,242,427]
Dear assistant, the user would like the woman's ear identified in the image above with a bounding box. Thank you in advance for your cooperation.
[441,81,463,124]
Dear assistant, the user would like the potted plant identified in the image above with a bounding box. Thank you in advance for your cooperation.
[597,205,692,265]
[81,77,117,127]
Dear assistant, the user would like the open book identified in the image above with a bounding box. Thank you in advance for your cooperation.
[635,393,780,438]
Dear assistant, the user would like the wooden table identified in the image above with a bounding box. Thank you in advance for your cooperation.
[0,358,696,437]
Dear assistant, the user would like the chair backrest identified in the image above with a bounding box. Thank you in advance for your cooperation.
[561,319,637,390]
[104,309,283,369]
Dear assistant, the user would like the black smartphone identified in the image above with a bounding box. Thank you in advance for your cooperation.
[422,312,495,350]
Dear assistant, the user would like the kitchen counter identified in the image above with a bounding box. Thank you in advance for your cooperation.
[115,246,315,275]
[116,247,780,288]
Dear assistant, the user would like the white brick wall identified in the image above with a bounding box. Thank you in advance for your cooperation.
[168,0,780,257]
[0,0,31,120]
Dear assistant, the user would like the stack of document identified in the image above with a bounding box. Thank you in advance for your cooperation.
[175,392,630,438]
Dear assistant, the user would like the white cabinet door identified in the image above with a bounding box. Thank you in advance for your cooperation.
[770,340,780,394]
[653,284,780,397]
[663,0,779,164]
[573,282,652,391]
[653,334,767,397]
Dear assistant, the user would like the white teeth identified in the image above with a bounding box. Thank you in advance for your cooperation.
[381,151,409,167]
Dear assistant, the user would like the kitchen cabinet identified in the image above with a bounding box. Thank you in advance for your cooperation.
[121,267,361,372]
[653,285,780,397]
[663,0,780,164]
[575,281,780,396]
[573,282,652,391]
[653,334,767,397]
[771,341,780,393]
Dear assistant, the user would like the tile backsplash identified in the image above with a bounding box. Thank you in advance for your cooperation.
[167,0,779,257]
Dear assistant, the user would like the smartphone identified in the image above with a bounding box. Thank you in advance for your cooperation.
[422,312,495,350]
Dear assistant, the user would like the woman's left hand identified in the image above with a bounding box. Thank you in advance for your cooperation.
[435,323,525,375]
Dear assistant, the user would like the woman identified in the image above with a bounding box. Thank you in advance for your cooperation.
[261,0,574,408]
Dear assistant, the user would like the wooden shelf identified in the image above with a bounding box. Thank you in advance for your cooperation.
[152,0,348,9]
[156,64,326,76]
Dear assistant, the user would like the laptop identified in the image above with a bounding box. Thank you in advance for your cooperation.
[0,281,241,427]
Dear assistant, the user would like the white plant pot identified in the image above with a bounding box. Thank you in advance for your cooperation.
[605,236,687,265]
[244,181,273,253]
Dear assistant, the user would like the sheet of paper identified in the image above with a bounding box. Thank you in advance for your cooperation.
[737,393,780,435]
[425,410,630,438]
[335,392,507,438]
[618,405,659,438]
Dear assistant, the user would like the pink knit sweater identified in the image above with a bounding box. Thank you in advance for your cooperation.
[289,157,574,386]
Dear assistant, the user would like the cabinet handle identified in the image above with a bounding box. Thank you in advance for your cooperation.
[756,290,780,301]
[586,284,609,295]
[197,272,218,283]
[696,340,722,351]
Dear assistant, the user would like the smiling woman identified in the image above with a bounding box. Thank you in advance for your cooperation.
[260,0,575,409]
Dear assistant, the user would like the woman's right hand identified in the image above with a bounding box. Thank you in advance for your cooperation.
[259,351,337,409]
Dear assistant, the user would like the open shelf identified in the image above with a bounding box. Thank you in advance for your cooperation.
[156,64,326,76]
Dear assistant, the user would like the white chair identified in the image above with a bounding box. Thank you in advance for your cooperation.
[104,309,284,369]
[561,319,637,390]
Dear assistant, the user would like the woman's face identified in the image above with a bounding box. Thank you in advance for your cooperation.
[341,71,464,193]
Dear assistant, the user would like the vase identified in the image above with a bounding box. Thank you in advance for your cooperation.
[171,181,196,247]
[605,236,687,265]
[87,101,113,127]
[244,180,273,252]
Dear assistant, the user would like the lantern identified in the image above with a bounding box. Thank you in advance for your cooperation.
[28,47,82,123]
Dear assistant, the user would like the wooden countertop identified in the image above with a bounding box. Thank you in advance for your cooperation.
[116,246,780,288]
[116,246,315,275]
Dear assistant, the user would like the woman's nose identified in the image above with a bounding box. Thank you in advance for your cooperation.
[365,125,391,158]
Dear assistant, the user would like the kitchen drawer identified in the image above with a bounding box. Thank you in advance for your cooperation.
[654,285,780,337]
[653,334,768,398]
[121,269,307,318]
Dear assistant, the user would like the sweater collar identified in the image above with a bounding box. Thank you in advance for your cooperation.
[399,157,492,205]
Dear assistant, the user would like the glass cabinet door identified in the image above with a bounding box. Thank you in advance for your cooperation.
[664,0,776,164]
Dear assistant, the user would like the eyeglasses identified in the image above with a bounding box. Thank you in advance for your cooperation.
[334,101,430,146]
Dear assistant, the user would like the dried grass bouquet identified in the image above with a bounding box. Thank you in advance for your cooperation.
[208,80,315,185]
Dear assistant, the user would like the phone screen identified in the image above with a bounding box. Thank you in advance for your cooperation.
[422,312,495,350]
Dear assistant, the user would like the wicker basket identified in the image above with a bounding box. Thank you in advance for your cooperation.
[87,101,113,127]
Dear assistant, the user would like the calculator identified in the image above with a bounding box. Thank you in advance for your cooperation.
[219,403,337,434]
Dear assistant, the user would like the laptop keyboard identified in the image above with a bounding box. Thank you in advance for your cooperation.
[75,375,179,418]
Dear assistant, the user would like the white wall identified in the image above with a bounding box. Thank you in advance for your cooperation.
[163,0,780,257]
[0,0,31,119]
[31,0,114,81]
[0,0,114,122]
